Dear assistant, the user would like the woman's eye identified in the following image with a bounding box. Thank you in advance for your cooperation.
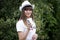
[29,9,32,10]
[24,9,27,11]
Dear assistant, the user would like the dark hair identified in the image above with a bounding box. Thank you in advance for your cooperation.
[22,5,32,10]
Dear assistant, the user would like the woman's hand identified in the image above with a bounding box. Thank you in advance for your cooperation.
[27,20,32,30]
[32,34,38,40]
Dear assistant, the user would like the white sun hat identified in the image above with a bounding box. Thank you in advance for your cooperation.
[19,0,35,11]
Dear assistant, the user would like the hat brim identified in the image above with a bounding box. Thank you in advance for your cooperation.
[19,4,35,11]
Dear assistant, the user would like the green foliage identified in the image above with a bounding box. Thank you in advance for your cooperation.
[0,18,18,40]
[33,0,57,40]
[0,0,60,40]
[0,0,21,40]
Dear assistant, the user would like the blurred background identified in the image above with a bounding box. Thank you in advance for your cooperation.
[0,0,60,40]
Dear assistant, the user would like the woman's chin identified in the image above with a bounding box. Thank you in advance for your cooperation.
[26,15,31,18]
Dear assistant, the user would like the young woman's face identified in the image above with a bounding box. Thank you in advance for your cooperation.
[24,7,32,18]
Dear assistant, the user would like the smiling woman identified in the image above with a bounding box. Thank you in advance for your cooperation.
[16,0,38,40]
[23,6,33,18]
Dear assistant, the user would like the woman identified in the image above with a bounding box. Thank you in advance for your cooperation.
[16,0,38,40]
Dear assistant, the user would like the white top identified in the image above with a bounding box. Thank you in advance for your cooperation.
[16,18,36,40]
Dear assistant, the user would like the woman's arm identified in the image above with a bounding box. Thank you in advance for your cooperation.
[18,29,30,40]
[18,24,31,40]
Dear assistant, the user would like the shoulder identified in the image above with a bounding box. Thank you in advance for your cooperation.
[16,20,23,25]
[16,20,25,32]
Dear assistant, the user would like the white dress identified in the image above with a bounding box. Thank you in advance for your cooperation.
[16,18,36,40]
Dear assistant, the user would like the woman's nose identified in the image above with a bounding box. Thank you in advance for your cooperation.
[27,10,30,13]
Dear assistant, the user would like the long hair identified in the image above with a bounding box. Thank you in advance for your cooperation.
[19,6,34,26]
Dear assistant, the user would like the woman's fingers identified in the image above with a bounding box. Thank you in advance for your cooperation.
[32,34,38,40]
[35,34,38,38]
